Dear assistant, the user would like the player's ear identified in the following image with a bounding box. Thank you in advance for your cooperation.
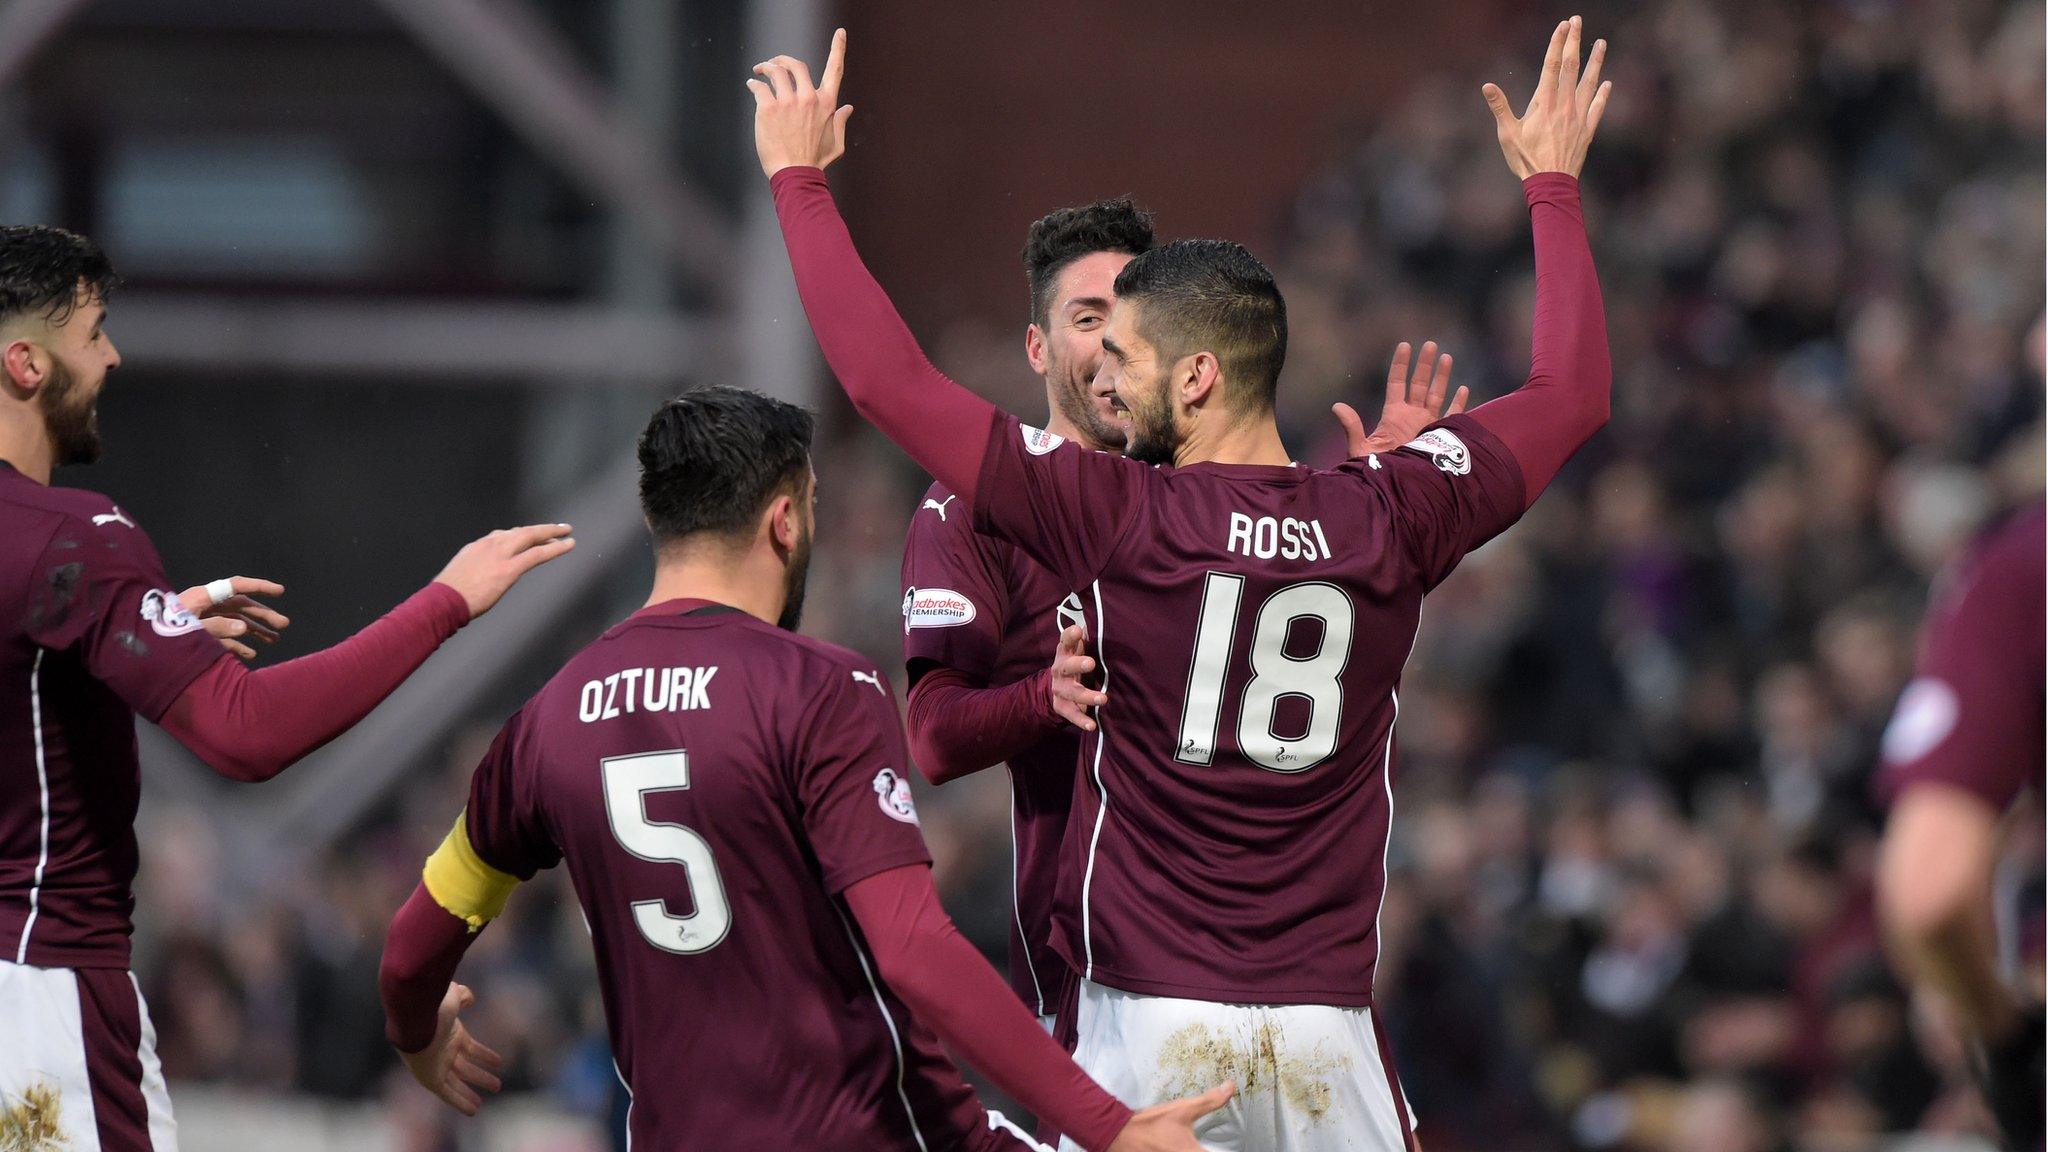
[1024,323,1048,375]
[1,337,45,397]
[1180,350,1220,409]
[765,492,798,553]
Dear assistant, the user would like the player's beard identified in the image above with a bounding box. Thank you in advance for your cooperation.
[41,357,102,466]
[1047,349,1125,451]
[1120,381,1182,466]
[776,523,813,632]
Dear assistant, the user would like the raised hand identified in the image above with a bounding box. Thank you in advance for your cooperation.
[1333,340,1469,457]
[747,28,853,178]
[432,524,576,620]
[1482,16,1610,180]
[1048,624,1107,732]
[179,576,289,661]
[399,982,505,1117]
[1106,1081,1236,1152]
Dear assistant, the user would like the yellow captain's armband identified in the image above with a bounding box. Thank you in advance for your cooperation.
[422,812,520,933]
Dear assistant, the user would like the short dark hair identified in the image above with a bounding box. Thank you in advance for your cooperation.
[1112,239,1287,412]
[638,386,814,546]
[0,225,118,327]
[1021,198,1155,328]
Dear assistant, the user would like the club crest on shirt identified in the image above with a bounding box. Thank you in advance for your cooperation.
[901,586,976,632]
[1403,428,1471,476]
[1020,424,1066,456]
[872,768,920,824]
[140,589,205,637]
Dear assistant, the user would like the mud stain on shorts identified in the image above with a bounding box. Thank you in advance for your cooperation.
[1154,1017,1352,1123]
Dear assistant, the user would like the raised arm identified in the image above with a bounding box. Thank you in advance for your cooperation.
[752,32,999,505]
[1465,17,1613,507]
[158,525,573,781]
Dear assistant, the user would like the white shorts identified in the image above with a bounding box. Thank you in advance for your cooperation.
[1059,980,1415,1152]
[0,960,177,1152]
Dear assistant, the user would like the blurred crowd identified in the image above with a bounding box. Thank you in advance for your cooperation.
[133,1,2042,1149]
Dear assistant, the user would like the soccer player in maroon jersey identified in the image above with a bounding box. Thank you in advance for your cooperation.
[0,225,575,1152]
[377,387,1231,1151]
[1875,499,2044,1150]
[901,202,1467,1034]
[754,21,1610,1149]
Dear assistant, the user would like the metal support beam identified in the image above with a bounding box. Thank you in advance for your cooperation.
[371,0,735,296]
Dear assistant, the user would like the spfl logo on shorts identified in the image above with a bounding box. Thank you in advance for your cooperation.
[140,590,205,637]
[901,586,977,632]
[1403,428,1472,476]
[872,768,920,824]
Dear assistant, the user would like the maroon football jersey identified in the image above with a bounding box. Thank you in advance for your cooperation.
[1878,501,2045,810]
[902,481,1082,1017]
[0,461,224,968]
[463,601,1027,1151]
[961,415,1524,1006]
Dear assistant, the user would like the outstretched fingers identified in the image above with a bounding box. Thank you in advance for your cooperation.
[1587,79,1613,135]
[1576,38,1607,114]
[1531,19,1569,115]
[818,27,847,103]
[1408,341,1441,404]
[1558,16,1582,98]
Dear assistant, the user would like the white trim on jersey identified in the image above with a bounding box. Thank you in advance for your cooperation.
[1080,581,1112,981]
[17,648,49,964]
[834,907,930,1152]
[1006,767,1047,1016]
[988,1108,1058,1152]
[611,1056,635,1152]
[1370,689,1398,1000]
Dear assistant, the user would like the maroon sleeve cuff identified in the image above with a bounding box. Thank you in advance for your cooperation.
[905,667,1063,785]
[380,882,479,1053]
[1523,171,1583,204]
[418,580,474,634]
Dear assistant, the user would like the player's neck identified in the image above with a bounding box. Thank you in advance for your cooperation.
[1039,406,1110,454]
[0,413,54,485]
[1175,414,1292,468]
[645,555,787,627]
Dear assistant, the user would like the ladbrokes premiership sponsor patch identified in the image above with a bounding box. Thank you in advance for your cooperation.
[901,586,976,632]
[141,589,205,637]
[872,768,920,824]
[1403,427,1472,475]
[1020,424,1066,456]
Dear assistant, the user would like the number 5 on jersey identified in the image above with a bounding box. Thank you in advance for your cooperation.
[1176,574,1354,773]
[602,749,733,954]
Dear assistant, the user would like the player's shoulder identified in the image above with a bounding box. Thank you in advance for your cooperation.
[907,481,973,535]
[773,630,893,693]
[0,476,162,568]
[0,475,138,533]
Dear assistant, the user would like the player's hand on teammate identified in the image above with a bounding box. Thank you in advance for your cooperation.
[748,28,853,177]
[178,576,289,661]
[1335,340,1468,458]
[432,524,576,620]
[399,982,505,1117]
[1482,15,1610,180]
[1049,624,1107,732]
[1105,1080,1235,1152]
